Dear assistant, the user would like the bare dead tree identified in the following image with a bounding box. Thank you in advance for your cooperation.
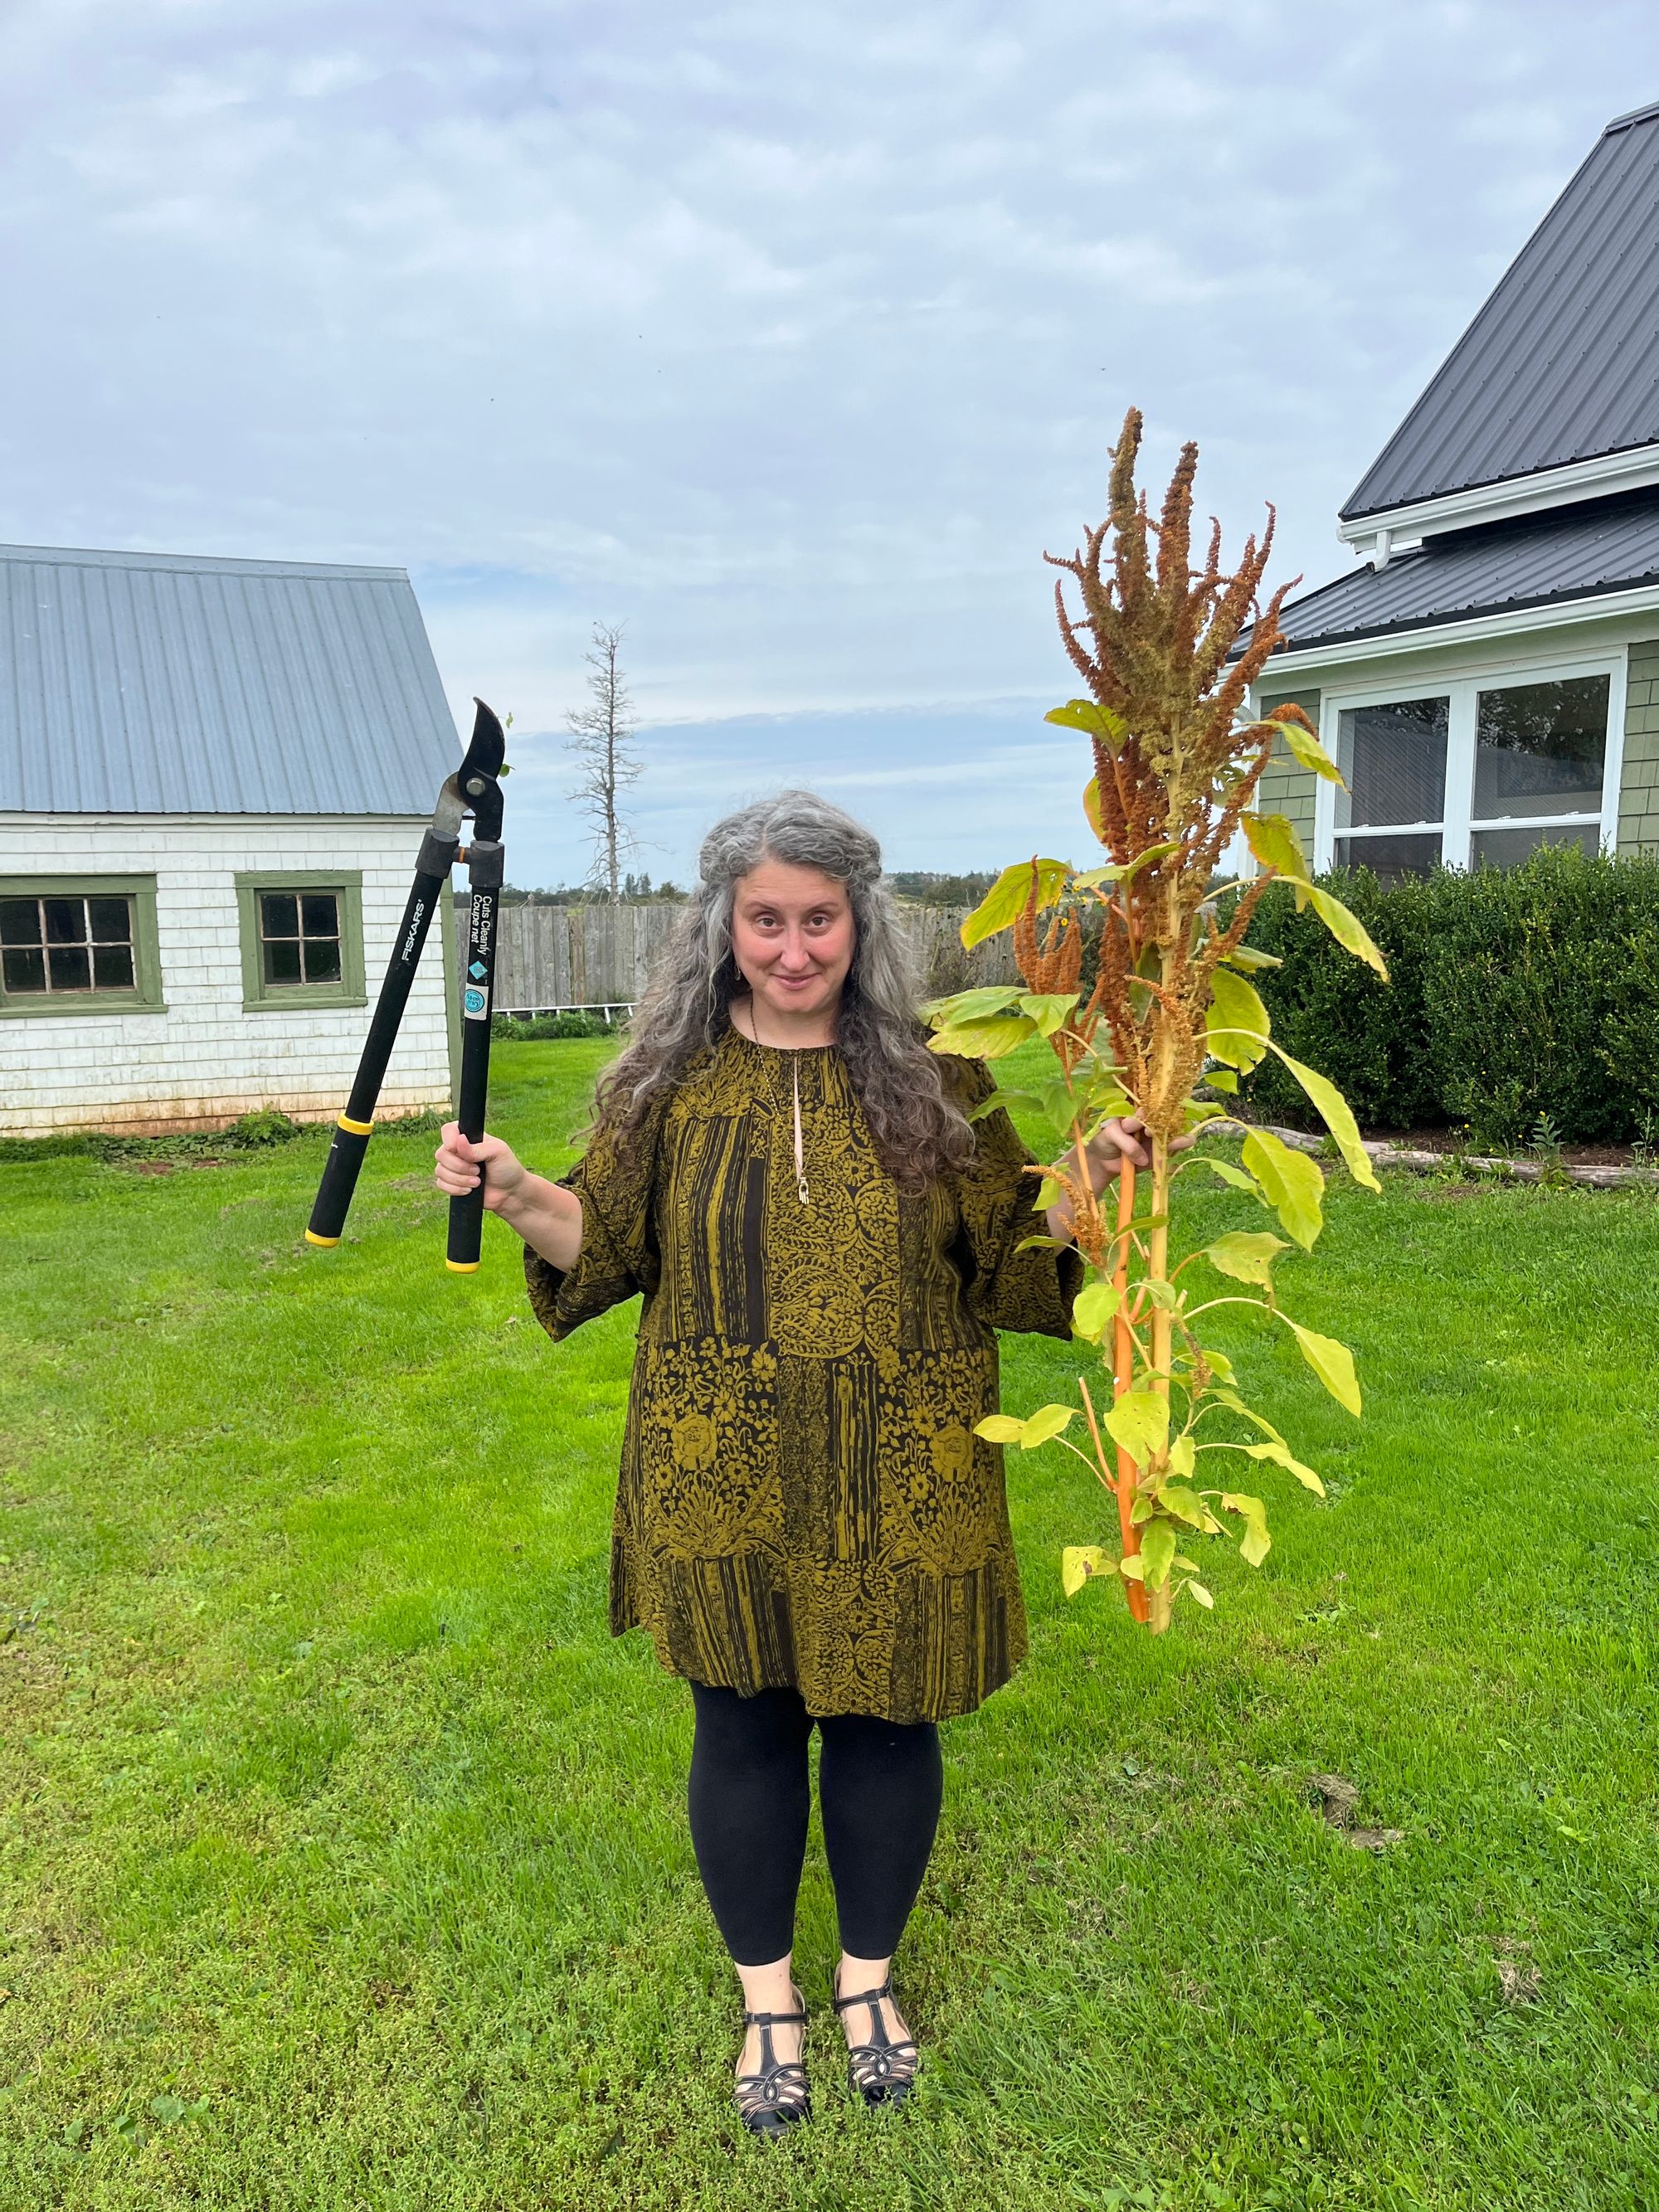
[564,622,643,901]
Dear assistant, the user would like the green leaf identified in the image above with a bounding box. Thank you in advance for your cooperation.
[1073,841,1180,892]
[1104,1390,1169,1466]
[964,1087,1038,1124]
[927,1014,1037,1061]
[974,1414,1024,1443]
[1046,698,1128,742]
[960,858,1072,950]
[1061,1545,1112,1597]
[1083,775,1106,841]
[1206,1387,1287,1447]
[921,985,1027,1026]
[1185,1579,1215,1609]
[1282,1318,1362,1415]
[1140,1520,1178,1590]
[1202,1230,1290,1286]
[1263,1048,1382,1192]
[1156,1485,1209,1529]
[1267,715,1345,785]
[1204,1067,1239,1094]
[1189,1155,1260,1195]
[1192,1345,1237,1384]
[1220,1492,1272,1567]
[1118,1553,1146,1581]
[1019,1403,1078,1447]
[1243,811,1309,882]
[1014,1232,1073,1254]
[1240,1127,1326,1250]
[1019,991,1080,1038]
[1207,969,1271,1072]
[1220,943,1282,972]
[1167,1433,1195,1477]
[1303,884,1389,980]
[1072,1280,1123,1342]
[1241,1438,1326,1495]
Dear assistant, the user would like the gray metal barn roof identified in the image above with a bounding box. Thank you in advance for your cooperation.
[1270,487,1659,654]
[0,542,460,814]
[1343,102,1659,520]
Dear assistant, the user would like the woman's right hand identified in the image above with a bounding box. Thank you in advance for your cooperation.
[434,1123,528,1213]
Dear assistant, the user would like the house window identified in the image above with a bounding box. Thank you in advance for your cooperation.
[259,890,343,987]
[1334,695,1449,882]
[0,876,163,1018]
[1316,661,1619,883]
[235,872,365,1012]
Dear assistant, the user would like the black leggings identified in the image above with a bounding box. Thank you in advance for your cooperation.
[686,1681,944,1967]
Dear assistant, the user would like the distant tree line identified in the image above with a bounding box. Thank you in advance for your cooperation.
[497,872,686,907]
[883,869,998,907]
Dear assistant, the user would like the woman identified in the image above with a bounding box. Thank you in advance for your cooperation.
[432,790,1148,2137]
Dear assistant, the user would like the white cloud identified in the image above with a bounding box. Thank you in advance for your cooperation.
[2,0,1658,880]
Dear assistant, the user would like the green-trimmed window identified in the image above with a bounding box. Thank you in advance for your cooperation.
[235,872,365,1012]
[0,876,164,1018]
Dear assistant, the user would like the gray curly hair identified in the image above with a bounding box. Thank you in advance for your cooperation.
[586,788,977,1189]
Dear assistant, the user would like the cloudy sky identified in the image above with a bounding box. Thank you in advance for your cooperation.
[6,2,1659,885]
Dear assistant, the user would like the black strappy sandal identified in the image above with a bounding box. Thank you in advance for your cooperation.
[832,1964,919,2107]
[733,1981,811,2138]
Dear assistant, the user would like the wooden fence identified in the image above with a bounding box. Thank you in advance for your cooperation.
[459,899,1019,1014]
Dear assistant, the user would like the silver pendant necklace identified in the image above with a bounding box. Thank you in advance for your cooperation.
[746,997,810,1208]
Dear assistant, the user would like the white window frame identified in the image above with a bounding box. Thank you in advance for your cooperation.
[1311,649,1628,872]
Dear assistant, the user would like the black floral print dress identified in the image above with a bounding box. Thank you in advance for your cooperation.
[524,1023,1083,1723]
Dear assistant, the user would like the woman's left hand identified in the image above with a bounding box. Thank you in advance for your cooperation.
[1042,1115,1197,1247]
[1062,1115,1195,1194]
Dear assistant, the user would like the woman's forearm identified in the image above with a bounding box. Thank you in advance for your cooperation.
[494,1172,585,1272]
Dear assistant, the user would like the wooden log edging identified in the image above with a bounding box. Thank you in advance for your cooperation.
[1219,1120,1659,1193]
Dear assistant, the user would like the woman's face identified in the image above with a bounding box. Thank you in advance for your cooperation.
[730,859,856,1029]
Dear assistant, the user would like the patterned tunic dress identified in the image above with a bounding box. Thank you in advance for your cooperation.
[524,1023,1084,1723]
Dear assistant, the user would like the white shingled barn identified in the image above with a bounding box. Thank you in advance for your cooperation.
[0,542,460,1137]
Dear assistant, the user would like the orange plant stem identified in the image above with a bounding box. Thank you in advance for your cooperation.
[1112,1155,1151,1625]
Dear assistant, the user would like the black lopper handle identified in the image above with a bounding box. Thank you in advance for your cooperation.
[306,1118,374,1247]
[446,855,501,1272]
[305,850,451,1249]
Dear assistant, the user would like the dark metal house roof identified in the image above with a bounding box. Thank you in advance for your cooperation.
[0,543,460,814]
[1272,487,1659,654]
[1343,101,1659,520]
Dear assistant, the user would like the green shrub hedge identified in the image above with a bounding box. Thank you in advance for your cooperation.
[1237,843,1659,1149]
[490,1010,620,1042]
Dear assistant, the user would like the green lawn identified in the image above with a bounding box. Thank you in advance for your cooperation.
[2,1039,1657,2210]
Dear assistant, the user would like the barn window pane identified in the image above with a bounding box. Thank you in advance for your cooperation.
[48,946,92,991]
[93,944,136,988]
[264,937,304,985]
[303,935,342,983]
[2,946,46,992]
[43,897,83,945]
[88,897,131,942]
[0,898,37,946]
[261,892,299,940]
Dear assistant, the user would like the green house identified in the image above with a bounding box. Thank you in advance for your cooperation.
[1253,100,1659,880]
